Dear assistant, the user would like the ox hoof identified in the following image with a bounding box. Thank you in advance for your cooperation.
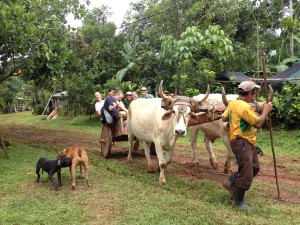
[159,178,167,185]
[224,168,233,174]
[210,159,218,170]
[147,167,156,173]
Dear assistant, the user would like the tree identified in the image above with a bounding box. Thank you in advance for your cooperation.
[159,25,233,94]
[0,0,87,85]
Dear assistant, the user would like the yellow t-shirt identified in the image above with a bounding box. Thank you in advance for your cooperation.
[222,99,260,146]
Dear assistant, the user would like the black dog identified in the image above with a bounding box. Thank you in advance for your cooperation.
[36,157,72,190]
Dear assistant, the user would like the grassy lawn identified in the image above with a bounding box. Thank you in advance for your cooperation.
[0,112,300,225]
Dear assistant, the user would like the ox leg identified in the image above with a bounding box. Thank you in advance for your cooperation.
[165,150,173,168]
[127,135,134,163]
[154,144,167,185]
[189,126,200,164]
[144,142,155,173]
[222,135,236,174]
[204,136,218,169]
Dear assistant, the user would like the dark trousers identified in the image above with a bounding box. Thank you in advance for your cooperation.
[230,137,260,190]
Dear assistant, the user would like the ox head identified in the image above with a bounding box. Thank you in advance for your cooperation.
[159,81,210,136]
[221,85,274,114]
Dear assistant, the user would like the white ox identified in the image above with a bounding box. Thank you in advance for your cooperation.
[190,87,273,173]
[127,81,209,184]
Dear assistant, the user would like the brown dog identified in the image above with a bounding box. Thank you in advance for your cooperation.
[57,146,90,190]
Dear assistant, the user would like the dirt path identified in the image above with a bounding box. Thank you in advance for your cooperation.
[2,123,300,204]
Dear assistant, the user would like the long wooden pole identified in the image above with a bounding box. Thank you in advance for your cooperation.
[261,51,281,199]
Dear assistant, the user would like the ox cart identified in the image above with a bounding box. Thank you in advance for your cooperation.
[99,107,224,158]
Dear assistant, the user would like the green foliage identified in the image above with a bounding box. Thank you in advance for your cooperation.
[0,0,88,85]
[0,97,5,108]
[33,104,44,115]
[66,76,95,116]
[0,77,23,105]
[273,82,300,129]
[103,78,139,96]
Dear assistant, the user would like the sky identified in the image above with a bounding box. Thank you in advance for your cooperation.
[67,0,139,28]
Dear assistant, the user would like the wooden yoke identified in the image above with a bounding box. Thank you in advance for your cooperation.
[187,110,223,126]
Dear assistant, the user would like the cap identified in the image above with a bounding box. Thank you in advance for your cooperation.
[125,91,132,96]
[238,81,260,92]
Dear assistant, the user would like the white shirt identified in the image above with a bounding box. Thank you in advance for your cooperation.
[95,101,104,112]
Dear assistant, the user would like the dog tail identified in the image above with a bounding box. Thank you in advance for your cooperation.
[78,148,82,157]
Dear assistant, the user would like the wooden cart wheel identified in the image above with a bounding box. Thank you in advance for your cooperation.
[100,125,112,158]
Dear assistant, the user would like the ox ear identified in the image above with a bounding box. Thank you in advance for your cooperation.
[161,110,172,120]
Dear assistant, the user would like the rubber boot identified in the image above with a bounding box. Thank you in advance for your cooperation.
[222,172,238,196]
[233,188,251,211]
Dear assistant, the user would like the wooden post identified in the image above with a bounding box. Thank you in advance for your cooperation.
[262,51,281,199]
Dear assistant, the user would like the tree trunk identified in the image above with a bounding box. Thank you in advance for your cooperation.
[0,135,9,159]
[289,0,294,56]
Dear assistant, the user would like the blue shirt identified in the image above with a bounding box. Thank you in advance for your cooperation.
[103,97,119,118]
[146,94,154,99]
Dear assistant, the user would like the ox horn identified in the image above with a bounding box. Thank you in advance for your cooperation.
[222,86,229,107]
[159,80,168,100]
[198,84,210,103]
[159,80,174,110]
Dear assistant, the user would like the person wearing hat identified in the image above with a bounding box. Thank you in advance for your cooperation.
[124,91,133,108]
[125,91,132,101]
[222,81,272,211]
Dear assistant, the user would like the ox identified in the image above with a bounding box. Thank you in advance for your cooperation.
[127,81,209,184]
[190,86,273,173]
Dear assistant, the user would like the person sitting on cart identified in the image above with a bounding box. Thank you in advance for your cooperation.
[141,86,154,99]
[103,87,119,121]
[132,91,139,101]
[94,91,104,117]
[115,90,128,114]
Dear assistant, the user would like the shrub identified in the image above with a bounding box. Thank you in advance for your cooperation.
[272,82,300,129]
[33,104,44,115]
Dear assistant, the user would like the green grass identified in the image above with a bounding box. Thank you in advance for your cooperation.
[0,112,300,225]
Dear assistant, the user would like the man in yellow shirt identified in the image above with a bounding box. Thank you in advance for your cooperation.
[222,81,272,211]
